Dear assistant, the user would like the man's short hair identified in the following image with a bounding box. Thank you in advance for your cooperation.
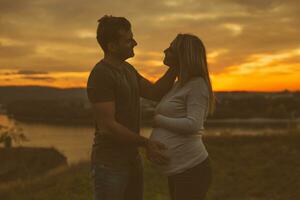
[96,15,131,52]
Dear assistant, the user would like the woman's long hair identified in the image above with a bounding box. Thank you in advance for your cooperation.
[173,33,215,115]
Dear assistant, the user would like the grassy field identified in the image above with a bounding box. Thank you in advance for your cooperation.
[0,133,300,200]
[0,147,67,183]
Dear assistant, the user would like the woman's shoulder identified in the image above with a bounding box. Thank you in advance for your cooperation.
[186,77,209,95]
[188,77,207,87]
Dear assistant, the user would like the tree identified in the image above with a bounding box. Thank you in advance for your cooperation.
[0,124,28,148]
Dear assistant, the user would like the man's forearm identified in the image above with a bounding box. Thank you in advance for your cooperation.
[152,67,177,100]
[103,120,148,147]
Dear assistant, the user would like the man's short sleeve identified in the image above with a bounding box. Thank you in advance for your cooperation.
[87,66,115,103]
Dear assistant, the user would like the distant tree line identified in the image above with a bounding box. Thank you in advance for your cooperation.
[210,95,300,119]
[6,99,93,124]
[5,94,300,125]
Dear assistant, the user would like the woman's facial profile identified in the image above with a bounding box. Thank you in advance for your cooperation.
[163,41,178,68]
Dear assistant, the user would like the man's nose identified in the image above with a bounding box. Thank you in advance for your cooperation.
[133,39,137,46]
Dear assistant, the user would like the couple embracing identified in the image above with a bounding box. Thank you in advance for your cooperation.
[87,15,215,200]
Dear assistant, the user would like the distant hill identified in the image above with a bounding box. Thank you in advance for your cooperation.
[1,86,299,105]
[1,86,299,124]
[0,86,88,104]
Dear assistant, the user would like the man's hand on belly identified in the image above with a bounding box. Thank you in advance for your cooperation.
[146,140,170,165]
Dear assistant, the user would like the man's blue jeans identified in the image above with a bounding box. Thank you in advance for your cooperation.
[91,157,143,200]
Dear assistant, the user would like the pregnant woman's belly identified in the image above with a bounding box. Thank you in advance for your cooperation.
[150,127,208,175]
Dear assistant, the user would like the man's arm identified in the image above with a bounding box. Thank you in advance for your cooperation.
[91,101,169,165]
[139,67,177,101]
[92,101,148,145]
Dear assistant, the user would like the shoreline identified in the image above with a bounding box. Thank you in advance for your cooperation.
[7,115,300,128]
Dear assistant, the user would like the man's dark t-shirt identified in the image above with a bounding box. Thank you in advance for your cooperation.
[87,60,143,168]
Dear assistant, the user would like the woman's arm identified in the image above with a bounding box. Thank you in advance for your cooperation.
[138,67,178,101]
[154,81,208,135]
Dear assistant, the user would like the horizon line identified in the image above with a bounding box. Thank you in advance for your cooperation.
[0,85,299,93]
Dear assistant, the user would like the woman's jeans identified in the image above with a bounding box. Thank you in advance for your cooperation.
[91,157,143,200]
[168,158,212,200]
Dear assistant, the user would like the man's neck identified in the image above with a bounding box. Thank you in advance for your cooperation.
[103,54,125,68]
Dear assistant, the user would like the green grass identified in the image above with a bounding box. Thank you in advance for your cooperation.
[1,134,300,200]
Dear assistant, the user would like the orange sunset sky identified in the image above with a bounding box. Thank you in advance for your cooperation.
[0,0,299,91]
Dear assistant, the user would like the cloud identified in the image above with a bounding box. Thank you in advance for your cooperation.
[0,43,36,58]
[224,48,300,75]
[21,76,55,81]
[17,70,48,75]
[0,0,299,90]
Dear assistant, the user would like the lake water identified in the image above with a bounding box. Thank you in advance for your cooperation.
[0,114,293,164]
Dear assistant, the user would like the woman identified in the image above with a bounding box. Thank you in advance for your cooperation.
[149,33,215,200]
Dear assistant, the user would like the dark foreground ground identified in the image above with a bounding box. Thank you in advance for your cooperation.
[0,133,299,200]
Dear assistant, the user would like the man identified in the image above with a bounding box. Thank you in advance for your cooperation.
[87,15,177,200]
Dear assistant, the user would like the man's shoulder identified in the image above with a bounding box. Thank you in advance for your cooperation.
[91,60,116,76]
[124,61,137,72]
[93,60,110,71]
[88,61,115,84]
[124,62,143,80]
[92,60,138,78]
